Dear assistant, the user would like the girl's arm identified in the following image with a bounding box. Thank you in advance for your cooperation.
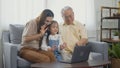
[58,35,64,52]
[41,35,51,51]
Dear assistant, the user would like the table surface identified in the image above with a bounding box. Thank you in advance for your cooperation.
[31,60,110,68]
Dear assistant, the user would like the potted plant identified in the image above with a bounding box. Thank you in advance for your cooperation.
[113,31,119,40]
[108,43,120,68]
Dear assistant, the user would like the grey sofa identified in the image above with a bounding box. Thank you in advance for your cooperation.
[2,24,109,68]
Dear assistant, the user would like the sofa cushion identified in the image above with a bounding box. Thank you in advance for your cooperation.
[17,56,31,68]
[89,52,103,60]
[9,24,24,44]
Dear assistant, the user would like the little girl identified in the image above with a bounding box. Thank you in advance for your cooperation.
[41,20,66,61]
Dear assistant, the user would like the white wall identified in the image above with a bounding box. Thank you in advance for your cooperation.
[86,0,96,41]
[0,0,3,67]
[0,0,1,36]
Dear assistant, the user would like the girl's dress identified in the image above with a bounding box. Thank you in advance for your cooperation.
[41,34,63,61]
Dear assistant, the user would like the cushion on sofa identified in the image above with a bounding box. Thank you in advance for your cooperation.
[9,24,24,44]
[89,52,103,60]
[17,56,31,68]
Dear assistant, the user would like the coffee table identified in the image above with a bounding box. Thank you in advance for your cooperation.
[31,60,110,68]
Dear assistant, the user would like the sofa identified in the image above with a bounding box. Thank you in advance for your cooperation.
[2,24,109,68]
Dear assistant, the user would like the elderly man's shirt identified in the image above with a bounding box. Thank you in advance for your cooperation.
[59,21,88,53]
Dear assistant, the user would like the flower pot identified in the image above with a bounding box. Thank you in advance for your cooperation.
[111,58,120,68]
[113,36,119,40]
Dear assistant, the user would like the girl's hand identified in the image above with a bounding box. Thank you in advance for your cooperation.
[48,45,57,51]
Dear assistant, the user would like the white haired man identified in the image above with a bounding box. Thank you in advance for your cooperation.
[59,6,88,61]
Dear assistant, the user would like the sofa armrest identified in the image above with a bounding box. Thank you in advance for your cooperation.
[87,41,109,61]
[2,30,24,68]
[2,31,10,43]
[3,42,20,68]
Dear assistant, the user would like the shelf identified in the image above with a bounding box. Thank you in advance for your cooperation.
[100,6,120,42]
[102,38,120,43]
[101,6,120,9]
[102,16,120,19]
[101,28,120,30]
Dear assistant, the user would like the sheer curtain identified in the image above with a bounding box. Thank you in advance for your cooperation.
[0,0,45,30]
[0,0,46,68]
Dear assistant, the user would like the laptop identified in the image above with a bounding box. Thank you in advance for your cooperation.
[59,45,91,64]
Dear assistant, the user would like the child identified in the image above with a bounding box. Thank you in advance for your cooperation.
[41,20,66,61]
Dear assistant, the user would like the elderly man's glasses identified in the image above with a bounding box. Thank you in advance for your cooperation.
[63,14,74,19]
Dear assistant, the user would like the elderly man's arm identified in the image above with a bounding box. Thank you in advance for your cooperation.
[76,21,88,46]
[76,38,88,46]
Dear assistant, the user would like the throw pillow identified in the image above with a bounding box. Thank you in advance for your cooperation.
[9,24,24,44]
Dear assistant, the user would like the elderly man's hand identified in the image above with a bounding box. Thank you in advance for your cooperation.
[76,41,84,46]
[60,42,67,50]
[76,38,88,46]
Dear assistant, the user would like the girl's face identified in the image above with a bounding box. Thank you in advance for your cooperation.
[50,23,59,35]
[45,17,53,25]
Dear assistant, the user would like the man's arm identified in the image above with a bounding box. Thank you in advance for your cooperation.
[77,22,88,46]
[76,38,88,46]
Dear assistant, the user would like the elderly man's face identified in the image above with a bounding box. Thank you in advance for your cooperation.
[63,9,74,24]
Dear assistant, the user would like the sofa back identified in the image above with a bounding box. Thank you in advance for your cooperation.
[9,24,24,44]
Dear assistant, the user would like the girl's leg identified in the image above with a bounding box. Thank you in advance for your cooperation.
[19,47,50,63]
[56,54,62,61]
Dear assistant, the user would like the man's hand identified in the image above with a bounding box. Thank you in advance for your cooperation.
[76,41,82,46]
[76,38,88,46]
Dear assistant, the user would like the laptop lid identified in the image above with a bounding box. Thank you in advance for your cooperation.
[71,45,91,63]
[59,45,91,63]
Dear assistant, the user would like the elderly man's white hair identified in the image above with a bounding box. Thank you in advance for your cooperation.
[61,6,73,15]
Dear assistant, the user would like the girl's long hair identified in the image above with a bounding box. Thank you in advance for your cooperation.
[46,20,59,46]
[36,9,54,49]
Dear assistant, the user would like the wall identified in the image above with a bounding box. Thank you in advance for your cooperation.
[0,0,3,67]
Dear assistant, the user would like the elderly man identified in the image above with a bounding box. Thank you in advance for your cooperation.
[59,6,88,61]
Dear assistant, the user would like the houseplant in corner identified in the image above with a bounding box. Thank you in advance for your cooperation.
[113,31,119,40]
[108,43,120,68]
